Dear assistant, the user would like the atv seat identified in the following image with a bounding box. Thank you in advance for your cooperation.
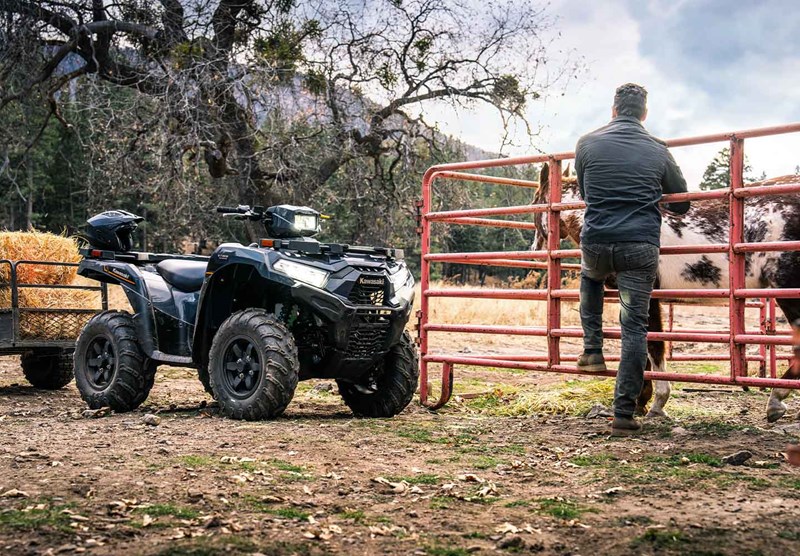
[156,260,208,292]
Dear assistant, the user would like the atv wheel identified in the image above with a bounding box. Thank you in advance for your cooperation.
[337,331,419,418]
[21,350,74,390]
[74,311,155,412]
[208,309,299,420]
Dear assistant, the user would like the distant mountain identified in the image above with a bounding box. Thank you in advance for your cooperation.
[54,50,499,163]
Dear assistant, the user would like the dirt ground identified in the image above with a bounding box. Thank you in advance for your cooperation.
[2,350,800,556]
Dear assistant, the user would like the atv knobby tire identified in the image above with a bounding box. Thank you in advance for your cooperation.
[208,309,299,420]
[197,364,214,398]
[21,350,74,390]
[74,311,155,412]
[338,331,419,417]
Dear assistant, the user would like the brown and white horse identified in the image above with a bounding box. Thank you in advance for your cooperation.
[532,164,800,422]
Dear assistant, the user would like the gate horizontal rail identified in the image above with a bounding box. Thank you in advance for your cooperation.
[419,120,800,409]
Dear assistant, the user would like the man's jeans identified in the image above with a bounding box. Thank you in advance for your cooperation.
[580,242,659,418]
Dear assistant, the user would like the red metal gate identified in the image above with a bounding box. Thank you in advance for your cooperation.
[418,122,800,409]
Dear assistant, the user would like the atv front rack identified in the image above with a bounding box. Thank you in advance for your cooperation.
[262,239,404,260]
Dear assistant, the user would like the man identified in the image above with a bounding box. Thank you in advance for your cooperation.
[574,83,690,436]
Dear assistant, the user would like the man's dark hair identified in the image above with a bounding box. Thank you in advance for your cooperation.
[614,83,648,119]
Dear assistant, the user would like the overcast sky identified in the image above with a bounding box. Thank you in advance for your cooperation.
[429,0,800,186]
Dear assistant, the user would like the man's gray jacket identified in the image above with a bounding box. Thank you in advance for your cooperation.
[574,115,690,247]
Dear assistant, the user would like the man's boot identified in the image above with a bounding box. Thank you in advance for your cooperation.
[577,352,607,373]
[610,415,642,437]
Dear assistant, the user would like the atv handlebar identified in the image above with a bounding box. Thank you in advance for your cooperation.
[216,205,249,214]
[215,205,266,221]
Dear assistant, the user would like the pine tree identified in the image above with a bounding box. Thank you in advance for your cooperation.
[699,148,755,190]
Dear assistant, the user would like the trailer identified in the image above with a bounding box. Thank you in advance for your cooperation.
[0,259,107,389]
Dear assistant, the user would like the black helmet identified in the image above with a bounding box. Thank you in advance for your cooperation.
[84,210,143,252]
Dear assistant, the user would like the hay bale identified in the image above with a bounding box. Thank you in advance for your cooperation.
[0,231,99,339]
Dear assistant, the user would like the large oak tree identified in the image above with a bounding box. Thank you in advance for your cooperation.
[0,0,578,241]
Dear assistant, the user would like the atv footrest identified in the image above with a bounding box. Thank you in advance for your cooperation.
[151,350,195,366]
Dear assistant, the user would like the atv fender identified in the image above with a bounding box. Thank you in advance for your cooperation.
[78,259,199,360]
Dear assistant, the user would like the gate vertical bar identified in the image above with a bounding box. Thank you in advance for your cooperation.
[759,299,767,378]
[768,297,778,378]
[667,304,675,360]
[547,160,563,368]
[728,138,747,381]
[419,170,434,405]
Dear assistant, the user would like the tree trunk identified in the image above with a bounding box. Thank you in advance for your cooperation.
[25,155,33,230]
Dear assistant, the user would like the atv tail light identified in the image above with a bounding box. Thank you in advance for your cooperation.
[273,259,329,288]
[260,239,274,248]
[90,249,102,257]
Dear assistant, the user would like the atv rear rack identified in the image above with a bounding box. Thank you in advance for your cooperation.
[80,248,209,265]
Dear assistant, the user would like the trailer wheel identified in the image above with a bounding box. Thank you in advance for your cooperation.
[74,311,155,412]
[337,331,419,418]
[208,309,299,420]
[21,350,74,390]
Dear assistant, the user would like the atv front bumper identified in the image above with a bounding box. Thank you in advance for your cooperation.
[290,283,414,379]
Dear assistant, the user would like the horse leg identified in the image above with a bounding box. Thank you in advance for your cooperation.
[644,298,671,419]
[635,349,655,415]
[636,377,653,416]
[766,298,800,422]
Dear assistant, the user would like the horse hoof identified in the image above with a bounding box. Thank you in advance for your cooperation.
[634,405,648,417]
[645,408,670,420]
[767,404,787,423]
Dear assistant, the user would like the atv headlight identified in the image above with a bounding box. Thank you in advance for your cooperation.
[273,259,329,288]
[389,266,412,292]
[294,213,318,233]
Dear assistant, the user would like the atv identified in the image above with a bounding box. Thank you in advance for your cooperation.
[73,205,418,420]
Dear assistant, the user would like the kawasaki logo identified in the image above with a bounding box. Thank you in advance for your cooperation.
[103,265,135,285]
[358,277,385,286]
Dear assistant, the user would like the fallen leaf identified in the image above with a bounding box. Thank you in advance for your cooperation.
[1,489,29,498]
[476,483,497,498]
[495,522,520,534]
[368,524,406,537]
[372,477,410,494]
[523,524,542,534]
[61,510,89,522]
